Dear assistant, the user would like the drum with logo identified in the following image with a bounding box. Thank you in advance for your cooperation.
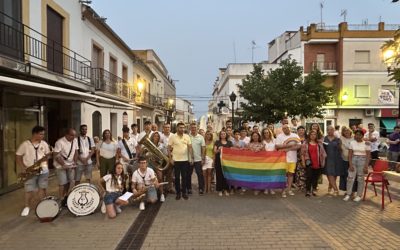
[67,183,100,216]
[36,196,61,222]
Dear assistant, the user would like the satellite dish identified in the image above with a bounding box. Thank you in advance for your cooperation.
[221,107,230,115]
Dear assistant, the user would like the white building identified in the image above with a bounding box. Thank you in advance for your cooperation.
[209,63,278,131]
[175,97,195,125]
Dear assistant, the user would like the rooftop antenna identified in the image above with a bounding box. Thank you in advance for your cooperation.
[340,9,347,22]
[362,18,368,25]
[233,41,237,63]
[251,40,260,63]
[319,1,324,28]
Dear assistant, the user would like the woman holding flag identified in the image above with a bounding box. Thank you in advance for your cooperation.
[214,130,232,196]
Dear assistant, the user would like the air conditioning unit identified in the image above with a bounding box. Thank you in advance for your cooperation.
[365,109,374,117]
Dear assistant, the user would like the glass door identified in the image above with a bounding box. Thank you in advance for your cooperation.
[3,109,39,187]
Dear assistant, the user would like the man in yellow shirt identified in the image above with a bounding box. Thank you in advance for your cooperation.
[168,122,193,200]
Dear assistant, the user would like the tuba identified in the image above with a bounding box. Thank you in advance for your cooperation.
[139,133,170,171]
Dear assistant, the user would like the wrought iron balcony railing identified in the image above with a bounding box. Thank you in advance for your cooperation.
[312,61,337,71]
[0,11,91,84]
[91,68,133,100]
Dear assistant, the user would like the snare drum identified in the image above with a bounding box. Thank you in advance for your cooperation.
[35,196,61,222]
[67,183,100,216]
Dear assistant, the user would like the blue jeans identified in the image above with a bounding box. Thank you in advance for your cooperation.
[187,161,205,192]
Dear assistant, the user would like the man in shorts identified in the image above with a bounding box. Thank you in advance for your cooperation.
[16,126,51,216]
[75,124,95,184]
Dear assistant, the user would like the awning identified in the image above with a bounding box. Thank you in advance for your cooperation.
[381,118,397,132]
[0,75,140,109]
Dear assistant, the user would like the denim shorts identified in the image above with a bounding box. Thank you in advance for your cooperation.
[146,186,157,201]
[56,168,75,186]
[25,173,49,192]
[75,164,93,181]
[104,191,122,205]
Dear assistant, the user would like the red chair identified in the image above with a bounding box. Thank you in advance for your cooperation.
[362,159,392,209]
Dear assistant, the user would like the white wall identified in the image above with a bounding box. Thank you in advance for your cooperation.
[81,102,136,139]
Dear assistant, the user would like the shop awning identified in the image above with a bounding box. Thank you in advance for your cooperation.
[0,75,140,109]
[382,118,397,132]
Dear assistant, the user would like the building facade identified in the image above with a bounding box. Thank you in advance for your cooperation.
[209,63,278,131]
[268,22,399,134]
[175,97,195,126]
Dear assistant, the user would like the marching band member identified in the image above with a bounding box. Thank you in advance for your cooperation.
[75,124,95,184]
[161,123,175,194]
[53,128,79,206]
[136,121,153,157]
[99,162,129,218]
[130,123,139,142]
[149,131,166,202]
[132,156,160,211]
[118,126,137,176]
[17,126,51,216]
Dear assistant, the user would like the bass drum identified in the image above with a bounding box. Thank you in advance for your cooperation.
[36,196,61,222]
[67,183,100,216]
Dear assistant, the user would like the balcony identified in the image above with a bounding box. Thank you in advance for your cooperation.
[0,11,91,85]
[91,68,133,100]
[138,91,163,107]
[312,61,337,72]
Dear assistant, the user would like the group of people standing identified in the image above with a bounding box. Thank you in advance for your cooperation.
[15,117,395,219]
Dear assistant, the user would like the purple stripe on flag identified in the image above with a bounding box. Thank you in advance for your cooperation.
[227,179,286,189]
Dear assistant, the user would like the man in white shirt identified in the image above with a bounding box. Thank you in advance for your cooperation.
[16,126,51,216]
[160,123,174,193]
[118,126,138,175]
[275,124,301,198]
[75,124,95,184]
[130,123,139,142]
[364,123,380,160]
[53,128,79,206]
[188,123,206,195]
[239,127,250,145]
[132,156,160,211]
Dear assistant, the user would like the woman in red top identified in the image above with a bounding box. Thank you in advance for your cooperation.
[301,130,327,197]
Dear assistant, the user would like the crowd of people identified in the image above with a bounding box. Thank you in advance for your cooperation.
[16,117,399,219]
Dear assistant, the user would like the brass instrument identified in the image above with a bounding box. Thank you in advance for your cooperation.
[139,133,170,171]
[18,150,53,183]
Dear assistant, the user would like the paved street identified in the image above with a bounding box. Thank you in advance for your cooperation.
[1,171,400,250]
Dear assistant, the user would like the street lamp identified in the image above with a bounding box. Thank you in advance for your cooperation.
[229,91,237,129]
[137,81,144,97]
[341,91,348,105]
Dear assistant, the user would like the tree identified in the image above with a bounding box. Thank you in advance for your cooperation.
[238,58,334,124]
[382,29,400,84]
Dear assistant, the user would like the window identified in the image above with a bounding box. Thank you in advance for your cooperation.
[355,50,370,63]
[354,85,370,98]
[109,56,117,75]
[122,65,128,82]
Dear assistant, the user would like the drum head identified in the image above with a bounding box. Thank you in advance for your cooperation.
[67,183,100,216]
[36,197,60,221]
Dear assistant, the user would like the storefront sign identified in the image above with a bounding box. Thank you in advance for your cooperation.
[378,89,395,104]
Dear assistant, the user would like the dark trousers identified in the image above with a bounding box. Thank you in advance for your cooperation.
[371,151,379,160]
[174,161,189,195]
[215,158,229,192]
[306,166,321,192]
[187,161,205,191]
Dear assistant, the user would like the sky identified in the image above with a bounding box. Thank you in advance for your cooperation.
[91,0,400,118]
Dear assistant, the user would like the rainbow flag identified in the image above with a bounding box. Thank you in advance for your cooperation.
[221,148,287,189]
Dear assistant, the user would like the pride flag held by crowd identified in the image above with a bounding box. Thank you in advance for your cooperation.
[221,148,288,189]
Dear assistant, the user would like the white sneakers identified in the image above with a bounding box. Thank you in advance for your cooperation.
[160,194,165,202]
[139,201,145,211]
[218,191,223,197]
[101,201,106,214]
[288,190,295,196]
[21,207,30,217]
[281,191,287,198]
[343,195,362,202]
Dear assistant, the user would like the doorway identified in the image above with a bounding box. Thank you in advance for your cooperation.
[46,6,63,74]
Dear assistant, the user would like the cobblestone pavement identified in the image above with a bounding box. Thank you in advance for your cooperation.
[142,181,400,250]
[1,172,400,250]
[0,171,140,250]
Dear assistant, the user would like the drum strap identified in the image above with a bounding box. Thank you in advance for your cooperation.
[62,140,74,160]
[122,138,133,159]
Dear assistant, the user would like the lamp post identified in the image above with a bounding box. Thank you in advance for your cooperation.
[382,41,400,119]
[229,91,237,129]
[341,92,348,105]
